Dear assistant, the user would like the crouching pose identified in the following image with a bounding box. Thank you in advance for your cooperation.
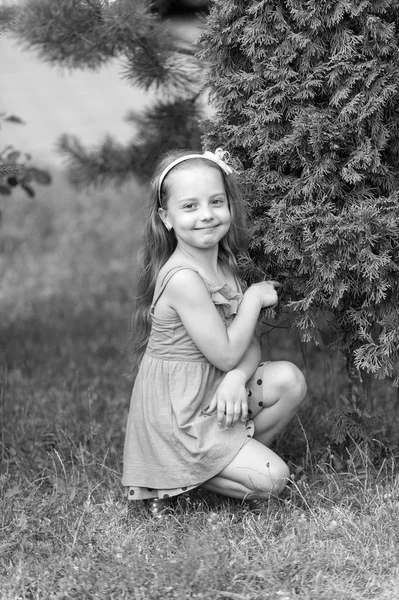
[122,148,307,514]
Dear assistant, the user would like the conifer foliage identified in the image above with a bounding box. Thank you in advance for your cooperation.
[201,0,399,390]
[11,0,205,186]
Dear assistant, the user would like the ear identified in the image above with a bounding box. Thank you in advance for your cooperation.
[158,208,172,231]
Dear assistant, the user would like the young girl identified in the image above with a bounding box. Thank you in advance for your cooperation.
[122,148,307,514]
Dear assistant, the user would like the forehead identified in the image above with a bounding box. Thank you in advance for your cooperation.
[165,163,225,199]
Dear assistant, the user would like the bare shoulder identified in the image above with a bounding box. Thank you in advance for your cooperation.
[157,261,203,286]
[164,268,217,318]
[153,263,210,317]
[165,267,208,296]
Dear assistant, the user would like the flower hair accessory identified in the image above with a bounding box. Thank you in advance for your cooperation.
[203,148,235,175]
[157,148,236,203]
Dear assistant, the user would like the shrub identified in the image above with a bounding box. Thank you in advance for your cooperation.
[201,0,399,393]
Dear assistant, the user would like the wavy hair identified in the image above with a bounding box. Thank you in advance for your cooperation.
[128,149,249,369]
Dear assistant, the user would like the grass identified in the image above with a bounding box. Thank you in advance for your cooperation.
[1,171,399,599]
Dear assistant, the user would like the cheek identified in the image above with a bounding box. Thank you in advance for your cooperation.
[223,207,232,226]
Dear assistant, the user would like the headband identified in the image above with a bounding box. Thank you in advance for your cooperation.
[157,148,234,203]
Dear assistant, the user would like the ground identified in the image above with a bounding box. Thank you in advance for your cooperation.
[1,168,399,599]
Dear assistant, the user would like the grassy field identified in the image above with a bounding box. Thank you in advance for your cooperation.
[1,172,399,599]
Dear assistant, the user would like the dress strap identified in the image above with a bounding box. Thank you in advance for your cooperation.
[233,274,242,293]
[150,266,207,316]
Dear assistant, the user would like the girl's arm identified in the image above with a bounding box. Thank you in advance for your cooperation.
[203,336,261,428]
[164,269,277,371]
[227,334,261,381]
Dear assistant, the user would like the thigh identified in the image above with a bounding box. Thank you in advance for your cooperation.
[246,361,269,418]
[247,360,304,414]
[217,438,290,496]
[246,361,277,417]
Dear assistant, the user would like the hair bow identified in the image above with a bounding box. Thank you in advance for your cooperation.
[203,148,235,175]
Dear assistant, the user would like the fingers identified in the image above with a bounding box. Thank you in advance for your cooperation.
[204,397,241,427]
[217,399,237,427]
[217,401,225,427]
[240,399,248,422]
[219,401,248,428]
[203,392,249,428]
[223,403,242,428]
[202,397,217,415]
[215,400,234,427]
[265,280,282,289]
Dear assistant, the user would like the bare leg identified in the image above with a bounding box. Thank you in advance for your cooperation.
[202,361,306,500]
[250,361,307,447]
[202,438,290,499]
[201,476,254,499]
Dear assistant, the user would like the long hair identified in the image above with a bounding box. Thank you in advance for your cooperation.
[128,149,248,369]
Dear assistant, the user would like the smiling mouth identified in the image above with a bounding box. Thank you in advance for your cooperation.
[195,225,218,230]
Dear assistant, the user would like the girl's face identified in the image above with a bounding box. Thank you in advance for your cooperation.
[158,164,231,252]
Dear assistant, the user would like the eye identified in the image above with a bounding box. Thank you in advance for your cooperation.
[182,202,196,210]
[211,197,225,205]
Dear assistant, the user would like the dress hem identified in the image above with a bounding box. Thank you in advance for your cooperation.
[124,419,255,501]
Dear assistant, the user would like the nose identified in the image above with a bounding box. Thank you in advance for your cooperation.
[199,204,213,221]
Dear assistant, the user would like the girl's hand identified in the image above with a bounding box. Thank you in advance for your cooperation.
[246,280,281,309]
[202,371,249,428]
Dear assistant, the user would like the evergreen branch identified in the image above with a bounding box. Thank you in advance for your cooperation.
[0,5,20,36]
[12,0,203,92]
[121,48,204,96]
[57,134,140,189]
[13,0,113,69]
[124,97,203,150]
[109,1,203,95]
[57,97,203,187]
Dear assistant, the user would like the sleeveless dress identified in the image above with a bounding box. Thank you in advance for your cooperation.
[122,266,267,501]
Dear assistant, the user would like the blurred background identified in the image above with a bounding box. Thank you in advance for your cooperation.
[1,1,205,165]
[0,0,208,316]
[1,1,237,481]
[1,0,396,479]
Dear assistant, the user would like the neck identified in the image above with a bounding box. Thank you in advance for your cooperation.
[174,243,221,278]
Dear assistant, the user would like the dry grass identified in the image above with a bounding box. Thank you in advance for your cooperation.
[1,171,399,599]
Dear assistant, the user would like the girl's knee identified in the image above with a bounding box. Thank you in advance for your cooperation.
[273,361,307,407]
[270,460,290,495]
[255,459,290,498]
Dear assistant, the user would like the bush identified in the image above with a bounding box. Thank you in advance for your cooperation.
[201,0,399,393]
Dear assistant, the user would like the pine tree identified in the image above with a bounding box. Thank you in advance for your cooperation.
[201,0,399,394]
[10,0,207,187]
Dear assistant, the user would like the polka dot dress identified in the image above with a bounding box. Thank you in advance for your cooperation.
[125,361,270,501]
[123,265,270,502]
